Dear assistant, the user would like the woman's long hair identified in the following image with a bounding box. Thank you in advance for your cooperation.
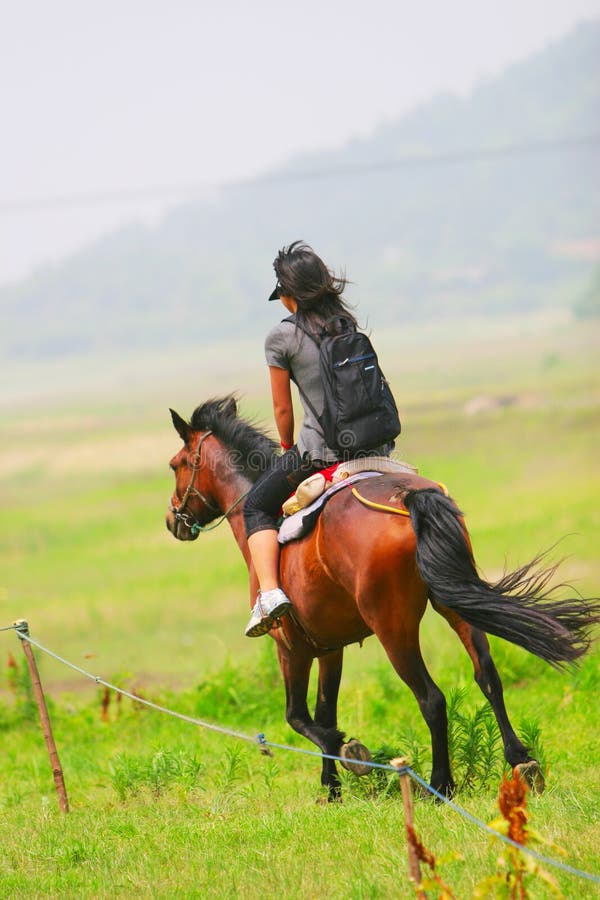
[273,241,357,334]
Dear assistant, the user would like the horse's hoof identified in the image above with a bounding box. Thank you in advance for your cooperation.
[339,739,372,776]
[516,760,546,795]
[428,781,455,802]
[315,791,342,806]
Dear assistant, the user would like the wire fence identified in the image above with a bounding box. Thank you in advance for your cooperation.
[2,620,599,886]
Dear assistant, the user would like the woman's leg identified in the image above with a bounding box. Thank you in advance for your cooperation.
[247,529,281,592]
[244,447,318,636]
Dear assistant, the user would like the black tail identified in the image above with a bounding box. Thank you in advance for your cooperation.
[403,488,600,669]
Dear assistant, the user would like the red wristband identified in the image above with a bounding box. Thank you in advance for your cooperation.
[280,441,293,451]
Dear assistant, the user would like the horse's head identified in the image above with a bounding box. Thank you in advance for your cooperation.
[166,396,278,541]
[165,406,230,541]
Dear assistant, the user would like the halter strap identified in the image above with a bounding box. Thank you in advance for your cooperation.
[171,430,249,534]
[176,430,218,513]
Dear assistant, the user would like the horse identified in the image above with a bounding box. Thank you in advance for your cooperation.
[165,395,599,800]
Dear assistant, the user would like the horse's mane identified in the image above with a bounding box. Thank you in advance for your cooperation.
[190,395,278,483]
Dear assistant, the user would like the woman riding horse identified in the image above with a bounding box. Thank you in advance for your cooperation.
[166,395,600,800]
[243,241,395,637]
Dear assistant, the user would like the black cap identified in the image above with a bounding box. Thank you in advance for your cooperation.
[268,282,281,302]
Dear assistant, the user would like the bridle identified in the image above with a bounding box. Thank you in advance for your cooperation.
[169,430,250,535]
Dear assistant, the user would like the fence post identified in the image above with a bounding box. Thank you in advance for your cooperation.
[14,620,69,814]
[391,756,425,898]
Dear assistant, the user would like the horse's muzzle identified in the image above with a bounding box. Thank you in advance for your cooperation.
[165,506,199,541]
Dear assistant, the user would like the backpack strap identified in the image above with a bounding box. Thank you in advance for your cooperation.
[282,314,320,344]
[280,316,323,426]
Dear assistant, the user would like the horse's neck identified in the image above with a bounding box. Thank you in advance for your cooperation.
[224,484,259,596]
[208,445,253,571]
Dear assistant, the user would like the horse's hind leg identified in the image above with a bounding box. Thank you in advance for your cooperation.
[387,643,453,795]
[367,610,454,796]
[432,601,545,792]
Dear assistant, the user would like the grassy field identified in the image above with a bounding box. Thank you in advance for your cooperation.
[0,313,599,897]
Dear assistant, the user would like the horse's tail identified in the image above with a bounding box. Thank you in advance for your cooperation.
[403,487,600,669]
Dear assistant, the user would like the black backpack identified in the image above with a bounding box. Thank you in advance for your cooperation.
[287,315,401,455]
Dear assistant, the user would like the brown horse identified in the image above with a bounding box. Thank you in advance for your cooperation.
[165,396,599,799]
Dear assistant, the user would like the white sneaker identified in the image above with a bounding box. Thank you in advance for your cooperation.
[244,588,292,638]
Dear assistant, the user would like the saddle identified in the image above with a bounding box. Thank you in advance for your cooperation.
[278,457,417,545]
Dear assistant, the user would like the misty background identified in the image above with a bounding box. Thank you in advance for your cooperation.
[1,2,599,400]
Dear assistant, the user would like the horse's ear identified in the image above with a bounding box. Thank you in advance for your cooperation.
[170,409,192,444]
[222,397,237,418]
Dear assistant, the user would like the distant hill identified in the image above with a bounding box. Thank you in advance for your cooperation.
[1,20,599,362]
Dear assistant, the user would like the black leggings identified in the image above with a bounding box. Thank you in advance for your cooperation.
[243,446,321,537]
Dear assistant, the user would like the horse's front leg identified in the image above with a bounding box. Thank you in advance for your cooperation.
[275,639,345,801]
[314,649,345,799]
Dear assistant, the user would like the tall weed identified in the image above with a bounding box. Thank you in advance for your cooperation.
[209,746,254,813]
[447,688,504,793]
[517,718,546,772]
[109,746,205,800]
[2,653,37,725]
[193,643,282,726]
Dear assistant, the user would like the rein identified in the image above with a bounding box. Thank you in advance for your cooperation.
[170,430,250,535]
[190,489,251,535]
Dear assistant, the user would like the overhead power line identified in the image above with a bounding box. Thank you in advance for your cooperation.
[1,133,598,216]
[248,132,600,186]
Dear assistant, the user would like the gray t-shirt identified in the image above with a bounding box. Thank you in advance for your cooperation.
[264,317,339,464]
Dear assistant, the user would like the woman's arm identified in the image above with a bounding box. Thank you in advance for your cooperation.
[269,365,294,448]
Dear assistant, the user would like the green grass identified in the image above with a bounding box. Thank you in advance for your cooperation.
[1,644,599,897]
[0,314,599,897]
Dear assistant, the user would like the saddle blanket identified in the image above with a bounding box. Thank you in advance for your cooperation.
[278,472,381,545]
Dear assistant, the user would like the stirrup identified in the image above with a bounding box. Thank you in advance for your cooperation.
[244,589,292,638]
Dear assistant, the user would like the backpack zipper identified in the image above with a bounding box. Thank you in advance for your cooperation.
[333,353,376,368]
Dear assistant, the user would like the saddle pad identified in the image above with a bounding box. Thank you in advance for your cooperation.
[278,471,381,545]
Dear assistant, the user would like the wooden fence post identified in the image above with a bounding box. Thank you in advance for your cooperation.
[391,756,425,898]
[15,620,69,814]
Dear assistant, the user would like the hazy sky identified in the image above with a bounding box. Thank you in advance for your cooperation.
[1,0,599,285]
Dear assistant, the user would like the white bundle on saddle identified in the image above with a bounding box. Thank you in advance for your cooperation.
[278,457,418,544]
[281,457,417,518]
